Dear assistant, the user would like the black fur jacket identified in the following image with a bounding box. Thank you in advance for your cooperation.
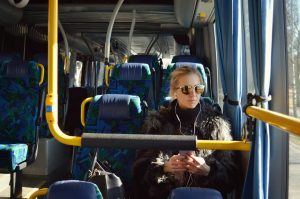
[132,99,240,199]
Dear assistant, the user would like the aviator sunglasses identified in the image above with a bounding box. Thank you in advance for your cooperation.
[176,84,205,95]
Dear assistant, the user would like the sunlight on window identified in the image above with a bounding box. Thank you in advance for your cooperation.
[286,1,300,198]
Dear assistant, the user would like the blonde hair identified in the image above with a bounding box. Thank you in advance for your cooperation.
[169,66,204,98]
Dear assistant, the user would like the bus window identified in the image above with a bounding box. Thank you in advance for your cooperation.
[286,0,300,198]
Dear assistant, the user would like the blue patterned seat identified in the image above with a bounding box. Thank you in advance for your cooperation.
[168,187,223,199]
[108,63,155,109]
[0,59,42,197]
[46,180,103,199]
[128,55,161,109]
[71,94,143,196]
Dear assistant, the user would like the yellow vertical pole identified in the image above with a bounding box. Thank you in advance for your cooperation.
[46,0,81,146]
[47,0,58,121]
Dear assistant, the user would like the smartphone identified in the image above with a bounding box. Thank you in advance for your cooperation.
[179,150,195,156]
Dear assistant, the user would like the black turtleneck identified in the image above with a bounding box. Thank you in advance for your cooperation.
[169,100,201,135]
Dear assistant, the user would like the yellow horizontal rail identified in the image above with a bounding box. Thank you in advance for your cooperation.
[196,140,251,151]
[246,106,300,136]
[81,97,93,127]
[29,188,48,199]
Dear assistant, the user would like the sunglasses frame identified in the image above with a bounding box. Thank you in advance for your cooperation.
[176,84,205,95]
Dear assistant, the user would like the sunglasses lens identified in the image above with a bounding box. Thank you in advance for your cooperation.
[195,85,205,94]
[181,86,190,95]
[179,85,205,95]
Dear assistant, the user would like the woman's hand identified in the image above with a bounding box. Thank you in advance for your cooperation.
[163,154,187,173]
[185,154,210,176]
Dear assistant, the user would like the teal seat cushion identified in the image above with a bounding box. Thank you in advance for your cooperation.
[0,144,28,170]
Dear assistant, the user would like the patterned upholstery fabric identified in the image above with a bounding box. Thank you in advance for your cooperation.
[0,60,41,171]
[158,62,208,107]
[128,55,161,109]
[108,63,155,109]
[0,144,28,170]
[47,180,103,199]
[72,94,143,189]
[33,53,65,137]
[128,55,160,73]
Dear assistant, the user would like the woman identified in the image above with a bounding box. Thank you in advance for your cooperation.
[132,66,240,199]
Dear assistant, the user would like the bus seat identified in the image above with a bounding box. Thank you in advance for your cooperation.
[171,55,202,63]
[128,54,162,109]
[108,63,155,109]
[168,187,223,199]
[46,180,103,199]
[72,94,144,196]
[158,62,209,108]
[0,60,42,198]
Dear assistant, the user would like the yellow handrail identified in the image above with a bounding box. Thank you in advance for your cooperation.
[105,65,114,87]
[81,97,93,127]
[28,188,48,199]
[246,106,300,136]
[37,63,45,86]
[197,140,251,151]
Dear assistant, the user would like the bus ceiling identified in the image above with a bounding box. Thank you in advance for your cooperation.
[1,0,215,58]
[13,0,213,33]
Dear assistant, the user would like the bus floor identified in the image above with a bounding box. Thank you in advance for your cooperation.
[0,162,71,199]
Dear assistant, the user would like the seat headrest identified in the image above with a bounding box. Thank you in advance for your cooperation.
[171,55,201,63]
[128,55,158,68]
[98,94,142,119]
[47,180,101,199]
[175,62,201,69]
[169,187,223,199]
[111,63,151,80]
[5,61,28,78]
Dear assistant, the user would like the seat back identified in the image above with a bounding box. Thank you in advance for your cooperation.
[128,54,161,108]
[0,60,41,144]
[47,180,103,199]
[72,94,143,193]
[108,63,155,109]
[168,187,223,199]
[0,59,41,173]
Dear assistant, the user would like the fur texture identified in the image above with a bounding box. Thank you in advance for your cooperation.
[132,100,241,199]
